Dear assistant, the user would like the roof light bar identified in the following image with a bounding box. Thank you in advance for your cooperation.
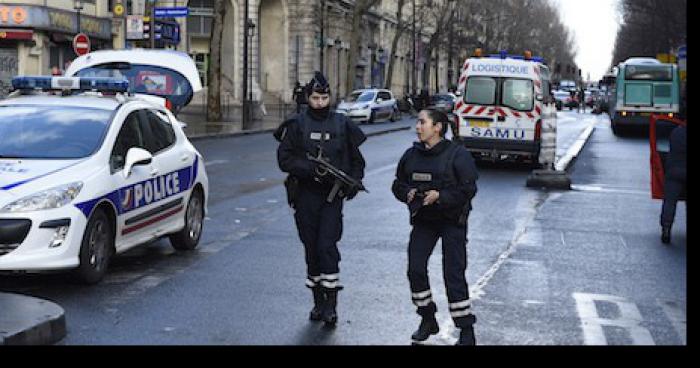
[11,76,130,93]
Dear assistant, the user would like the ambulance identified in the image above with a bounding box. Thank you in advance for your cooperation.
[453,50,553,166]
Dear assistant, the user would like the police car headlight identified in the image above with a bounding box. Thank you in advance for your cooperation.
[1,182,84,213]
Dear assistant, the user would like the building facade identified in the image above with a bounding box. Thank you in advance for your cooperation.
[1,0,454,103]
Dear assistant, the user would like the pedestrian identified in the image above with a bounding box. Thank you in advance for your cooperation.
[392,109,479,345]
[276,71,367,326]
[293,81,307,114]
[660,85,687,244]
[578,86,586,113]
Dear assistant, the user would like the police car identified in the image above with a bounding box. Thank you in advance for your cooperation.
[336,88,400,124]
[0,73,208,284]
[453,50,554,165]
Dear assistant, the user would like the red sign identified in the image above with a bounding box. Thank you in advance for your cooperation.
[72,33,90,56]
[0,29,32,40]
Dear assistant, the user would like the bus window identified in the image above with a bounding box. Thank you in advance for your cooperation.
[625,65,673,81]
[625,83,653,106]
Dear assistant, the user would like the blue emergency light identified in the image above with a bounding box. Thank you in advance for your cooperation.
[12,76,130,93]
[486,51,545,64]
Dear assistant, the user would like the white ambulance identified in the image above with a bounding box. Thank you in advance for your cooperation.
[453,50,553,166]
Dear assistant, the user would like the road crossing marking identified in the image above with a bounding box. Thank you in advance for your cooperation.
[573,292,655,345]
[658,299,686,344]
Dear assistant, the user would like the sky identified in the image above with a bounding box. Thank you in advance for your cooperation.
[551,0,621,81]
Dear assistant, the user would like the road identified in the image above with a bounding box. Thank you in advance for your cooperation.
[0,111,685,345]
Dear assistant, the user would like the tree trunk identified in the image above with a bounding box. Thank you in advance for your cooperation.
[207,0,226,122]
[384,0,407,91]
[345,0,380,94]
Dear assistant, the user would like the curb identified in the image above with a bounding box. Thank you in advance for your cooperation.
[526,122,597,190]
[0,292,66,345]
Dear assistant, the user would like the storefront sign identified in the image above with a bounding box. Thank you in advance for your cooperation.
[0,29,33,40]
[0,5,111,39]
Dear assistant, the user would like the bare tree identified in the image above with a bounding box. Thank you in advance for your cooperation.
[384,0,408,90]
[206,0,226,122]
[346,0,381,93]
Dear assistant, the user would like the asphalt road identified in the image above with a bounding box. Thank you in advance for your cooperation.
[0,111,685,345]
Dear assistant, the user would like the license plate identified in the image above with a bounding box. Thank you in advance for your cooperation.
[469,120,491,128]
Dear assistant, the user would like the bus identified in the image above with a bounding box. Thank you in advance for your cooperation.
[609,57,681,136]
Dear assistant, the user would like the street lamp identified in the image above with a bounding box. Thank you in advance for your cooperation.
[334,37,342,104]
[74,0,83,34]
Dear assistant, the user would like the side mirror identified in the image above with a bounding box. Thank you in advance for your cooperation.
[376,98,384,103]
[123,147,153,178]
[536,94,544,102]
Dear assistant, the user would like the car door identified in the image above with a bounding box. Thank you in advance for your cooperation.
[377,91,392,120]
[138,109,193,235]
[109,109,162,250]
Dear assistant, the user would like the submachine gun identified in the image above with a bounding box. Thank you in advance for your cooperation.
[307,151,368,203]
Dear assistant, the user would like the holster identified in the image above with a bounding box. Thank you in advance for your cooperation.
[284,175,300,208]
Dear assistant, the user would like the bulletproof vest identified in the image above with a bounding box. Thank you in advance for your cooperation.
[404,142,459,192]
[404,142,461,222]
[299,111,350,175]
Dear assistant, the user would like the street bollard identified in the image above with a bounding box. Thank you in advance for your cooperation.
[526,103,572,189]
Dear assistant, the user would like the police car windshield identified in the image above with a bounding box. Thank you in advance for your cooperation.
[0,105,112,159]
[75,64,193,113]
[346,91,375,103]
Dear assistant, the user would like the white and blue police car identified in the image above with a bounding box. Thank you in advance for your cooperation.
[0,74,209,284]
[336,88,400,124]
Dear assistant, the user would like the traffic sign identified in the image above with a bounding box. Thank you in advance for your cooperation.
[73,33,91,56]
[154,7,189,18]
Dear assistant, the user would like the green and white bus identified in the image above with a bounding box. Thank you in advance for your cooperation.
[609,57,681,136]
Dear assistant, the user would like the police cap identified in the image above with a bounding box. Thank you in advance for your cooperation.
[307,71,331,96]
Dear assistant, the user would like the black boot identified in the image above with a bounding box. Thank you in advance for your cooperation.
[661,226,671,244]
[309,287,325,321]
[411,315,439,342]
[322,289,338,326]
[455,325,476,346]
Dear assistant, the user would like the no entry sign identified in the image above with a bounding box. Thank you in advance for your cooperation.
[73,33,91,56]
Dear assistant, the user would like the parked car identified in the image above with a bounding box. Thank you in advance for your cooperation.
[552,89,570,111]
[427,93,456,114]
[336,88,400,124]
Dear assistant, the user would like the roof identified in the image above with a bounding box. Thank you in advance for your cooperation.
[0,94,121,110]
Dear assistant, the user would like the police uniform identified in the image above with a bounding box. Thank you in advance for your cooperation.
[276,74,366,324]
[392,138,478,343]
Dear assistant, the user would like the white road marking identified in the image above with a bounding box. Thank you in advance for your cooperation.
[573,292,655,345]
[658,299,686,344]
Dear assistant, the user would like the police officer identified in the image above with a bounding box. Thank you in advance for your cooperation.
[276,71,367,325]
[293,81,308,114]
[392,109,479,345]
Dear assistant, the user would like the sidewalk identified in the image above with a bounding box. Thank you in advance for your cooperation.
[0,292,65,345]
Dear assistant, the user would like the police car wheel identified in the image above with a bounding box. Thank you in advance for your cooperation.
[75,208,114,285]
[170,190,204,251]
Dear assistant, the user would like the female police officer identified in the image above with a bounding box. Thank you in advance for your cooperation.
[276,72,366,326]
[392,109,479,345]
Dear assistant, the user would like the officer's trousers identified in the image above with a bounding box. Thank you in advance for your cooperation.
[294,188,344,291]
[407,220,476,328]
[661,169,686,229]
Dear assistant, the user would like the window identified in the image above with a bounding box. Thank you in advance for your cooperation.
[144,110,176,153]
[111,111,147,171]
[378,91,392,101]
[625,65,673,81]
[502,79,534,111]
[465,77,496,105]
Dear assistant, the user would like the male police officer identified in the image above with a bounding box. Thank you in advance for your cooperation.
[392,109,479,345]
[276,72,367,326]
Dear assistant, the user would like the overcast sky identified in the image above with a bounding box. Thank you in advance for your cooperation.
[551,0,621,81]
